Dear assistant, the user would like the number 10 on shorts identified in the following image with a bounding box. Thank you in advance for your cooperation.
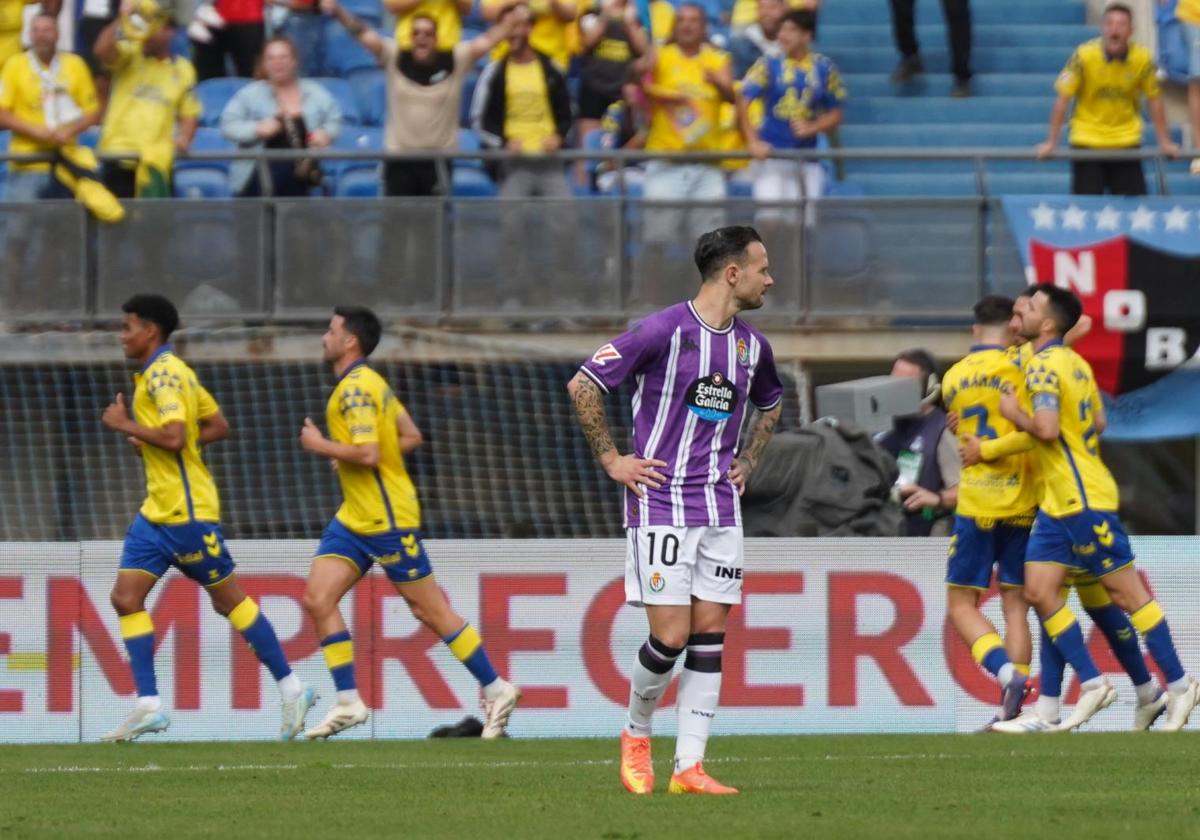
[624,526,745,608]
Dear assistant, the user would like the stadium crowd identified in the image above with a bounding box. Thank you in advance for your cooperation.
[0,0,1196,208]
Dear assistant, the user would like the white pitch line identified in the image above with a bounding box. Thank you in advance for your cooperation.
[12,753,973,776]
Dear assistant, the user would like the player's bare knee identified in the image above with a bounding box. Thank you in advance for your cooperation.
[302,586,334,620]
[109,588,143,616]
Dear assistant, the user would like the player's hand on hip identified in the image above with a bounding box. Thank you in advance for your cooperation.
[299,417,326,453]
[101,393,130,432]
[959,434,982,467]
[728,457,751,496]
[605,453,668,497]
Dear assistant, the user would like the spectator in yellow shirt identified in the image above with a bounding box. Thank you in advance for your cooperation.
[0,12,100,201]
[1036,3,1178,196]
[387,0,471,51]
[642,3,733,242]
[482,0,576,71]
[1177,0,1200,175]
[94,2,201,197]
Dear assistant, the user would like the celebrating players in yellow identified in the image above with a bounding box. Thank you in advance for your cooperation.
[1000,285,1199,732]
[101,294,314,742]
[299,306,521,739]
[941,295,1036,726]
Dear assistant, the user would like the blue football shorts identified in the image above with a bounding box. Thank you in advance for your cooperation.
[119,513,236,587]
[946,514,1030,590]
[314,518,433,584]
[1025,508,1134,579]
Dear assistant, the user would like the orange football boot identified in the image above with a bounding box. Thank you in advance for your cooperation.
[667,762,738,795]
[620,730,654,794]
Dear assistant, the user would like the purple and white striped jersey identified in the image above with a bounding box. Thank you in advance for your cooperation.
[580,301,783,528]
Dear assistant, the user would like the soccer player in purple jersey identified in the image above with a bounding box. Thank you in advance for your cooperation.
[568,226,783,795]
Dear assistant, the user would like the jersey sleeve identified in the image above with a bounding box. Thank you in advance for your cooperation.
[749,338,783,411]
[337,382,381,445]
[195,383,220,419]
[579,320,663,393]
[1055,48,1082,97]
[817,59,847,110]
[740,57,767,101]
[0,58,19,111]
[69,57,100,117]
[1137,55,1161,97]
[146,366,187,426]
[1025,358,1062,414]
[178,61,202,120]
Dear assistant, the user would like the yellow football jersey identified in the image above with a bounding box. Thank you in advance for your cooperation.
[326,361,421,534]
[644,43,731,152]
[942,345,1039,519]
[1024,341,1119,516]
[0,49,99,172]
[1054,38,1160,149]
[99,42,201,158]
[131,347,221,524]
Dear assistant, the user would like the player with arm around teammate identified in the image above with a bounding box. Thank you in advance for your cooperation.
[568,226,783,795]
[100,294,315,742]
[940,295,1038,727]
[994,285,1199,732]
[299,306,521,739]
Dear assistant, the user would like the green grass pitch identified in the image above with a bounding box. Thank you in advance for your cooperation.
[1,734,1197,839]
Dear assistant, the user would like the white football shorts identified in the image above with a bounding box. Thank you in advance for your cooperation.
[624,526,744,607]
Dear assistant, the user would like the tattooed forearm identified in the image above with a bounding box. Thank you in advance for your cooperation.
[571,376,617,462]
[739,404,781,470]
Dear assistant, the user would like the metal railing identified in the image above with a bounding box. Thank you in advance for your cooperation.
[0,147,1193,325]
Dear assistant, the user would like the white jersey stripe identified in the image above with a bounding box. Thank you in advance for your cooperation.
[670,329,707,526]
[641,328,681,525]
[704,332,734,524]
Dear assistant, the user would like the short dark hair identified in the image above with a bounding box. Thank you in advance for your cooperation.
[334,305,382,357]
[895,348,938,384]
[1038,285,1082,335]
[1104,2,1133,21]
[780,8,817,33]
[122,294,179,341]
[973,295,1015,327]
[694,226,763,281]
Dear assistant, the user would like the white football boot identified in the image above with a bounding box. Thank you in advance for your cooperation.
[991,711,1060,734]
[1161,679,1200,732]
[101,705,170,742]
[1133,689,1168,731]
[304,698,369,739]
[280,686,318,741]
[480,680,522,740]
[1057,678,1117,731]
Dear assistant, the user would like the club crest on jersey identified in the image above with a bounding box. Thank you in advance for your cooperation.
[737,338,749,366]
[649,572,665,592]
[686,372,737,422]
[591,343,622,366]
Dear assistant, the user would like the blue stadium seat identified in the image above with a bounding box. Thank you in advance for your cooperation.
[77,126,100,149]
[330,126,382,192]
[456,128,483,171]
[195,77,251,128]
[0,130,8,193]
[451,167,496,197]
[313,76,364,126]
[348,69,386,127]
[324,23,380,76]
[727,177,752,198]
[173,167,234,199]
[174,127,234,198]
[334,167,382,197]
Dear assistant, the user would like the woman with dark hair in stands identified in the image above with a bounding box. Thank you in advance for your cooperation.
[218,35,343,196]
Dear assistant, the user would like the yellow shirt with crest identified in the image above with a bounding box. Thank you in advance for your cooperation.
[326,361,421,534]
[132,347,221,524]
[1054,38,1160,149]
[0,49,99,171]
[503,58,556,152]
[1024,341,1118,517]
[644,42,730,152]
[99,41,201,158]
[942,345,1039,521]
